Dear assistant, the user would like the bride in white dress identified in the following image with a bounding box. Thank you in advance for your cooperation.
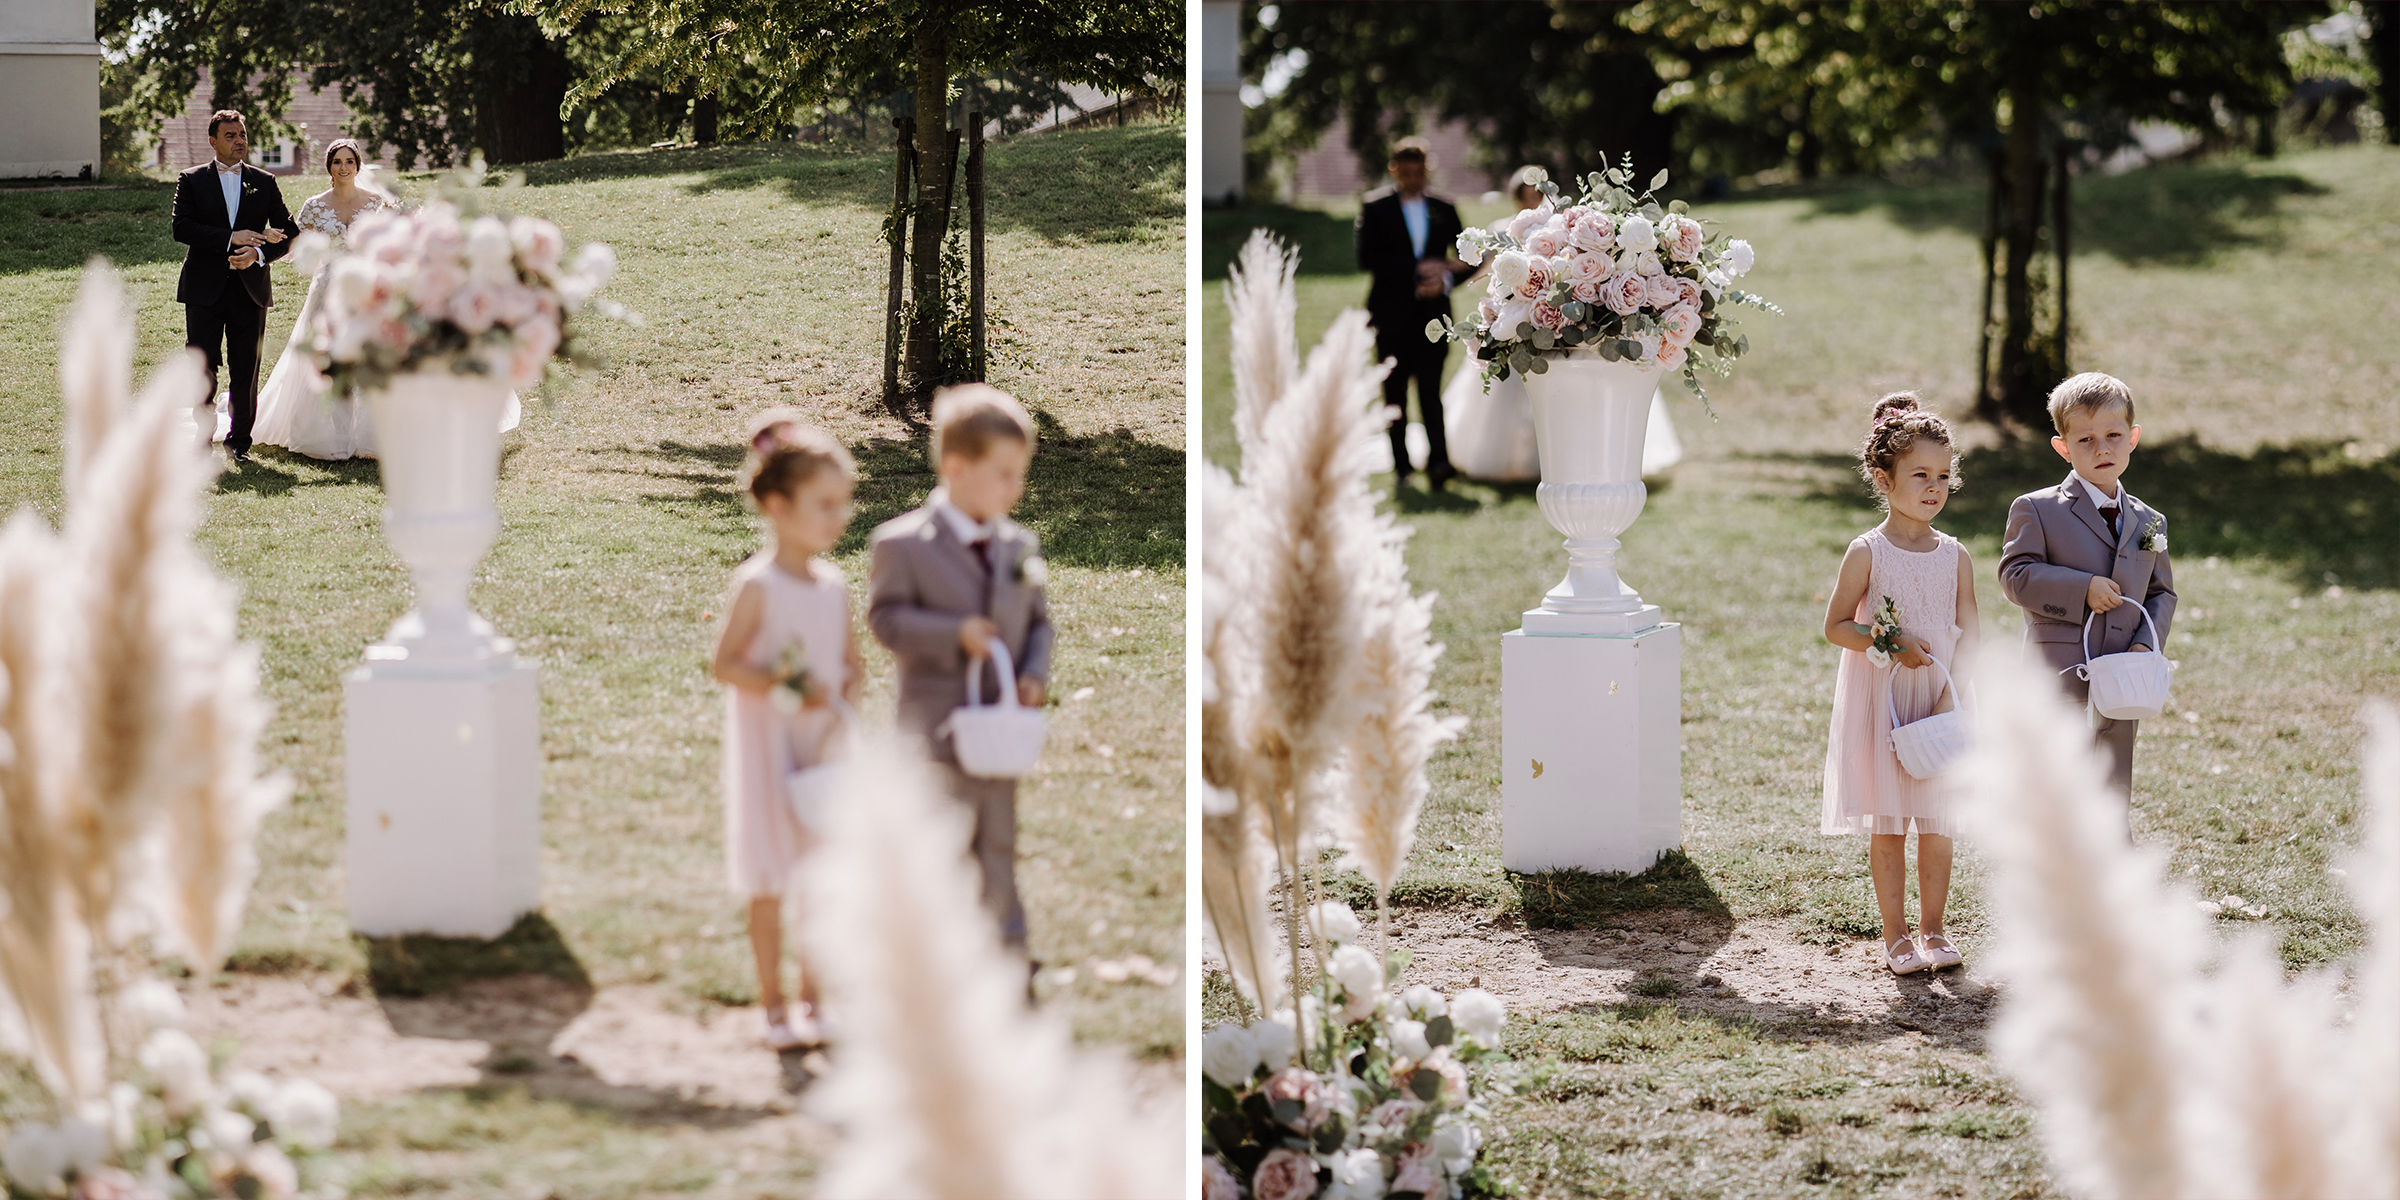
[242,138,519,460]
[1442,166,1681,483]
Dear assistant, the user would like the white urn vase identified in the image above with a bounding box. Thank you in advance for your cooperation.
[1518,351,1664,635]
[359,359,515,670]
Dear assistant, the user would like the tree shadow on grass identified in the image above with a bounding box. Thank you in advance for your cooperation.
[625,411,1181,572]
[0,183,186,273]
[1200,203,1361,281]
[210,453,383,498]
[1783,436,2400,589]
[1783,161,2330,266]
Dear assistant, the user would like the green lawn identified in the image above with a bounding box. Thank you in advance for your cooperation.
[1203,144,2400,1198]
[0,119,1184,1196]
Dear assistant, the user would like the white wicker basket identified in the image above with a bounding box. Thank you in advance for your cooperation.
[785,700,857,834]
[1888,657,1971,781]
[2069,606,2175,721]
[941,640,1047,779]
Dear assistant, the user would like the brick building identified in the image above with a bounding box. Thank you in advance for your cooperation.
[1278,111,1506,206]
[154,69,398,176]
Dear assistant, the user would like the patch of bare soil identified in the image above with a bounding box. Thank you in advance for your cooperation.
[1389,908,2000,1050]
[180,972,1181,1129]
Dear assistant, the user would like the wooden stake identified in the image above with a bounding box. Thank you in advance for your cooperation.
[968,112,986,382]
[882,117,915,416]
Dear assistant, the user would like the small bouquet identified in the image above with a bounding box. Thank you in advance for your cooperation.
[769,639,818,714]
[2138,514,2167,553]
[0,983,338,1200]
[290,165,624,396]
[1431,157,1778,412]
[1866,595,1906,669]
[1202,902,1511,1200]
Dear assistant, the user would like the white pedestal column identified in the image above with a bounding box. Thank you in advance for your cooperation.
[344,658,541,938]
[1500,624,1682,874]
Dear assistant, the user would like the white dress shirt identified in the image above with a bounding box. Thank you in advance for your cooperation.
[1399,195,1429,258]
[2071,469,2121,512]
[931,488,997,547]
[216,159,244,252]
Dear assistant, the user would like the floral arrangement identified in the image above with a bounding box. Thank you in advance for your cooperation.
[291,168,621,396]
[0,984,339,1200]
[769,639,818,713]
[1865,595,1906,668]
[1431,159,1778,410]
[1202,903,1510,1200]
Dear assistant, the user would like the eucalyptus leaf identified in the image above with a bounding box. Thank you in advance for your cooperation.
[1272,1096,1303,1127]
[1650,168,1670,191]
[1528,354,1549,374]
[1530,328,1555,351]
[1426,1014,1455,1047]
[1411,1069,1444,1101]
[1669,199,1690,214]
[1597,339,1619,362]
[1562,300,1587,322]
[1641,202,1664,223]
[1313,1114,1348,1154]
[1606,167,1627,186]
[1515,322,1537,341]
[1424,318,1447,343]
[1618,338,1642,359]
[1738,334,1751,354]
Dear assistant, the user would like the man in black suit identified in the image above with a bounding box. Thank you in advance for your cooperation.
[172,110,298,464]
[1355,138,1468,488]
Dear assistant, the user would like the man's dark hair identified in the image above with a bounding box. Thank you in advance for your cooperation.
[208,110,245,138]
[1390,137,1430,165]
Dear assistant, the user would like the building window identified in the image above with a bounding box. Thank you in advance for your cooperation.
[258,142,290,167]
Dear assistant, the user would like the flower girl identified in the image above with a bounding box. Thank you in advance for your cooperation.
[711,409,864,1049]
[1819,394,1980,975]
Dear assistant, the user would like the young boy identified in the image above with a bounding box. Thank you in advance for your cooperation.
[1999,372,2178,799]
[868,383,1053,952]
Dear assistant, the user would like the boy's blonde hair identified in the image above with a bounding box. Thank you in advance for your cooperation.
[739,406,854,508]
[2047,372,2135,435]
[930,383,1035,465]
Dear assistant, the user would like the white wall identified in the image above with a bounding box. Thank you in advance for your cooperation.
[1200,0,1242,205]
[0,0,103,179]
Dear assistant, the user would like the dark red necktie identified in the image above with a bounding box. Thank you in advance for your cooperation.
[969,538,993,574]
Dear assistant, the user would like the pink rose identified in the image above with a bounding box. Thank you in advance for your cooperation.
[1392,1142,1442,1198]
[1657,342,1688,370]
[1672,275,1703,309]
[1603,272,1646,316]
[1568,210,1616,254]
[1568,251,1611,285]
[1491,296,1536,338]
[509,216,566,277]
[1253,1147,1319,1200]
[1645,273,1682,309]
[1513,261,1551,302]
[1477,296,1499,326]
[1570,279,1604,305]
[410,260,463,322]
[1370,1096,1428,1133]
[1524,222,1568,258]
[496,283,542,329]
[1660,213,1705,261]
[1203,1156,1244,1200]
[1262,1066,1329,1132]
[1660,302,1704,346]
[1505,200,1555,243]
[508,317,560,389]
[347,211,399,258]
[1629,250,1664,277]
[450,280,503,334]
[1531,300,1565,331]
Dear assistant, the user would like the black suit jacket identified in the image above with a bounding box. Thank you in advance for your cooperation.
[1355,189,1464,361]
[172,163,299,309]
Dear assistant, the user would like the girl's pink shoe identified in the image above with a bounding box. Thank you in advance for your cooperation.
[1886,935,1930,975]
[1919,932,1963,970]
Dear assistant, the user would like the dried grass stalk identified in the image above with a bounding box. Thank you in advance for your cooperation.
[1199,465,1284,1013]
[803,745,1176,1199]
[2338,703,2400,1196]
[58,259,133,499]
[1226,230,1301,465]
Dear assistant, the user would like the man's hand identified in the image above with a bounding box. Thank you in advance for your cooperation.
[259,226,286,244]
[1413,259,1447,299]
[2087,575,2126,613]
[230,229,267,248]
[1017,678,1046,707]
[2129,644,2151,655]
[958,615,998,659]
[227,247,260,270]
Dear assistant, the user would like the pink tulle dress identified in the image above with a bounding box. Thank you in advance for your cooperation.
[1821,526,1964,838]
[722,553,850,896]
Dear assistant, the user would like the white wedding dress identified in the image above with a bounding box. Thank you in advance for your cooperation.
[1434,213,1683,483]
[231,190,520,460]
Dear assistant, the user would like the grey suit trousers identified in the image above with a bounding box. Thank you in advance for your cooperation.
[942,766,1027,949]
[2031,639,2138,802]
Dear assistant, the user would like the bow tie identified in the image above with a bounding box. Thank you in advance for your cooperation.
[215,161,243,175]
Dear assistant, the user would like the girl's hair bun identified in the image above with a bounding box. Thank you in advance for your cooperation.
[1871,392,1920,425]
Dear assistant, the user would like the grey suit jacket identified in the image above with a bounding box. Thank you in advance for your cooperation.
[1999,471,2176,664]
[867,505,1054,755]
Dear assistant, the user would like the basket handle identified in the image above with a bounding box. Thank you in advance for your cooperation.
[964,637,1019,711]
[1884,654,1962,728]
[2074,603,2161,677]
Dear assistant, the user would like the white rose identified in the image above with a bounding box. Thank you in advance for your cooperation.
[1450,988,1506,1047]
[1489,250,1531,297]
[269,1079,339,1150]
[123,979,187,1032]
[1630,250,1664,277]
[465,216,515,283]
[572,241,618,286]
[1703,267,1731,298]
[1433,1117,1484,1176]
[2,1125,68,1195]
[194,1105,256,1155]
[1312,901,1362,947]
[1452,230,1485,266]
[330,256,378,311]
[1321,1147,1388,1200]
[224,1069,279,1119]
[1202,1023,1262,1088]
[1248,1017,1298,1070]
[1866,645,1892,669]
[1399,983,1448,1020]
[54,1118,106,1176]
[1617,214,1658,254]
[1492,296,1537,339]
[1326,944,1384,1016]
[1726,238,1756,276]
[1388,1017,1432,1062]
[288,230,335,276]
[139,1028,215,1113]
[1505,199,1554,243]
[2154,534,2168,551]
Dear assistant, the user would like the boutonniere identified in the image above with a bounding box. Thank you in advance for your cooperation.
[2138,515,2167,553]
[1012,553,1048,588]
[241,181,258,195]
[1864,595,1904,668]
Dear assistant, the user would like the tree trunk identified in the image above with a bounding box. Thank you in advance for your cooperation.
[2369,3,2400,140]
[969,113,987,382]
[1995,48,2051,430]
[1796,87,1824,182]
[470,12,568,166]
[693,94,720,145]
[903,18,957,409]
[1975,146,2004,426]
[2052,141,2070,378]
[883,118,916,417]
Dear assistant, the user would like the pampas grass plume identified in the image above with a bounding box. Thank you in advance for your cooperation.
[1225,230,1300,465]
[802,745,1177,1199]
[59,259,133,499]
